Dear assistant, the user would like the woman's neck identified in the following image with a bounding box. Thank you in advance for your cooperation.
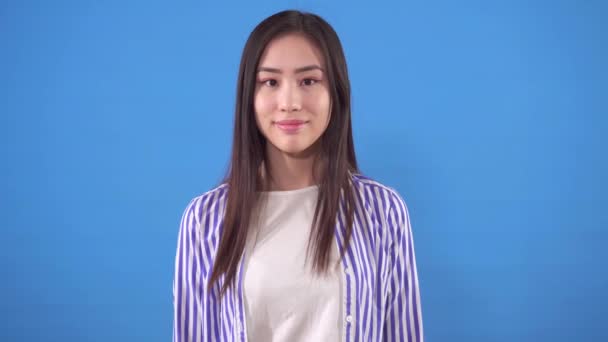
[262,142,323,191]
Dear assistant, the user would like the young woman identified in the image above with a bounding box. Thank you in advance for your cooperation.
[173,10,423,342]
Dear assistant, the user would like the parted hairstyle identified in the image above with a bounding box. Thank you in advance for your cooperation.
[208,10,359,296]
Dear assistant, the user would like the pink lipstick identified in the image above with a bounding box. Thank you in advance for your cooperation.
[275,119,307,134]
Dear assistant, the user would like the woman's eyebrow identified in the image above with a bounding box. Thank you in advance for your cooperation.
[257,65,324,74]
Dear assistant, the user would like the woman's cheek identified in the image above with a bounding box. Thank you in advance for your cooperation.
[254,98,270,123]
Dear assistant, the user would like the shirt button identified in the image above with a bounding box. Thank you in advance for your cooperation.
[346,315,353,323]
[344,267,351,275]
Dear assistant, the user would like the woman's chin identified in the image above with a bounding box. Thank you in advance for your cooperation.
[276,144,317,158]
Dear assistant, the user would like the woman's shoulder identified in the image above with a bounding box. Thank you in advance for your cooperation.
[180,183,229,228]
[351,173,408,210]
[350,172,411,226]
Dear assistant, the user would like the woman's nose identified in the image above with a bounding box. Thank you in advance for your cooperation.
[278,83,302,112]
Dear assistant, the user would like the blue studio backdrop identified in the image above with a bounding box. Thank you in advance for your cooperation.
[2,0,607,341]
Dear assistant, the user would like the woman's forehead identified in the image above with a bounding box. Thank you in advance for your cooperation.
[258,33,325,72]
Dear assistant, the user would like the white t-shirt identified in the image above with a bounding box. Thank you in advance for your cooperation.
[243,185,343,342]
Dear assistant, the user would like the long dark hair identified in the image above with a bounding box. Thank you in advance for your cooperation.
[208,10,359,296]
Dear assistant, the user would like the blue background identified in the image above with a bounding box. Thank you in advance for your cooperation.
[2,0,606,341]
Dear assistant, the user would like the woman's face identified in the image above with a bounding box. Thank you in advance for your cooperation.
[254,33,331,158]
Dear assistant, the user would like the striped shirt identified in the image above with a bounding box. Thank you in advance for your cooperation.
[173,173,424,341]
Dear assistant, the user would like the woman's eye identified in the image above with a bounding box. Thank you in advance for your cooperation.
[302,79,317,86]
[262,79,277,87]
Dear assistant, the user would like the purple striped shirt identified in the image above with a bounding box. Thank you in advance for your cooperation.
[173,173,424,341]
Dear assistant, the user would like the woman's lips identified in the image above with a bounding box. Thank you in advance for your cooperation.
[275,119,307,133]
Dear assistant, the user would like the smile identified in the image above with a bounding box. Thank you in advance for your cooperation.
[274,120,308,134]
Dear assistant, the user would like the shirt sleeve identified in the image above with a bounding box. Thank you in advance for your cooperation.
[172,198,204,342]
[384,193,424,342]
